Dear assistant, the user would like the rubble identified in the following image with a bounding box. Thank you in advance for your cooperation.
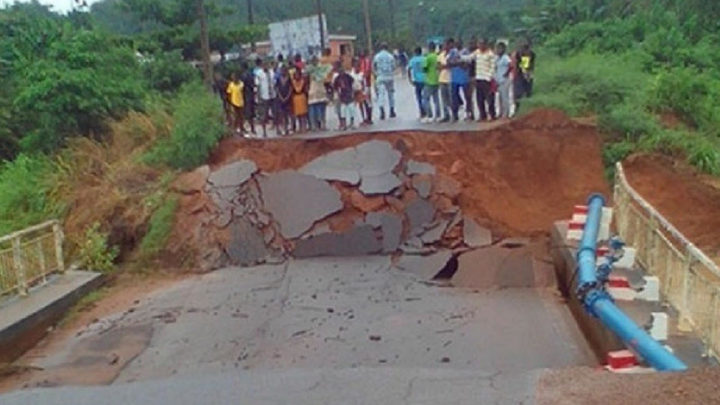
[172,140,505,269]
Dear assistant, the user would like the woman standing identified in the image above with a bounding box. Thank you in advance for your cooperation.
[275,67,292,136]
[291,68,309,133]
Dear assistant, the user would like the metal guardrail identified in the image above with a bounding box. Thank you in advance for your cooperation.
[614,162,720,360]
[0,220,65,298]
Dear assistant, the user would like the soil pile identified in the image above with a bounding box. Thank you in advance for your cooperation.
[624,154,720,259]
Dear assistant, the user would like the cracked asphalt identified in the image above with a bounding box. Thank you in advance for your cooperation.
[2,256,595,404]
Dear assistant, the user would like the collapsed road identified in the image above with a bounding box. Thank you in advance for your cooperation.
[11,107,712,403]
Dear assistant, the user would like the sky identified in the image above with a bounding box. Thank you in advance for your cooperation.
[1,0,102,13]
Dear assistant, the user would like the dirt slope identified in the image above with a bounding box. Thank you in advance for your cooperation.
[624,154,720,259]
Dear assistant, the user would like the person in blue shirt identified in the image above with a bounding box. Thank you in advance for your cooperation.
[447,39,471,122]
[407,47,427,120]
[373,43,398,120]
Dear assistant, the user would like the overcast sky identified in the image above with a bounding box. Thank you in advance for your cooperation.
[1,0,102,13]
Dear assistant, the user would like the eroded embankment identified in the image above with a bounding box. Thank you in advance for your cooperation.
[165,109,609,272]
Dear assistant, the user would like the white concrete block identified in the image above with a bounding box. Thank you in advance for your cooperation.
[614,247,637,269]
[637,276,660,302]
[649,312,669,341]
[608,287,637,301]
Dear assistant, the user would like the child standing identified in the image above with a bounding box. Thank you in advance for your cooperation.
[351,59,368,127]
[333,66,355,131]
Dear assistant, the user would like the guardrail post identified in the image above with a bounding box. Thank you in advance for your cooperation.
[36,238,47,284]
[678,248,694,332]
[53,222,65,274]
[646,215,658,274]
[12,237,28,296]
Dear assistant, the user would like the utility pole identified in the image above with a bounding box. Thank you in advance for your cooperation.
[363,0,373,55]
[389,0,396,41]
[197,0,213,88]
[316,0,325,51]
[247,0,255,46]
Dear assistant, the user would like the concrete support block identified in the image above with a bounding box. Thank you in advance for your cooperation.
[637,276,660,302]
[649,312,669,342]
[614,247,637,269]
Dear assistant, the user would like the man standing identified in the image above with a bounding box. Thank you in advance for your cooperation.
[473,38,496,121]
[373,43,397,120]
[447,38,470,122]
[514,42,536,111]
[407,47,426,120]
[241,62,256,135]
[255,59,276,138]
[437,40,452,122]
[421,42,441,123]
[495,42,512,119]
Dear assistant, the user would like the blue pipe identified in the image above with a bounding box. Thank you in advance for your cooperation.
[576,194,687,371]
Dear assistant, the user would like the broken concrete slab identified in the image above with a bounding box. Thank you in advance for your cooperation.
[364,212,385,229]
[405,198,436,236]
[227,218,271,267]
[208,160,257,188]
[258,171,343,239]
[452,246,537,289]
[356,140,402,177]
[420,220,448,245]
[463,217,493,248]
[299,148,361,185]
[412,175,433,199]
[360,173,402,195]
[395,251,453,280]
[293,225,382,257]
[378,212,403,253]
[406,159,436,175]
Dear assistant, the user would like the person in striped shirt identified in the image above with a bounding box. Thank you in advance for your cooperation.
[473,38,497,121]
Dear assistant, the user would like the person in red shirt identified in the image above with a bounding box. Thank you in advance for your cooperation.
[358,49,373,124]
[293,53,305,71]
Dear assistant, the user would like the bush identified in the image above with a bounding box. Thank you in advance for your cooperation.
[648,68,720,132]
[0,154,57,234]
[598,103,661,140]
[146,81,225,170]
[77,222,118,273]
[140,195,178,255]
[12,30,146,154]
[143,50,199,94]
[523,52,651,117]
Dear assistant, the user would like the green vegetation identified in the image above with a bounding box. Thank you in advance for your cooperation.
[77,222,119,273]
[140,195,179,255]
[147,81,226,170]
[0,154,57,234]
[522,1,720,175]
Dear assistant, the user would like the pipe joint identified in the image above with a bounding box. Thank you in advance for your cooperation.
[583,288,613,317]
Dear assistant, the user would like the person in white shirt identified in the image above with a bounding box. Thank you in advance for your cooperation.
[473,38,496,121]
[254,60,275,138]
[495,42,513,119]
[373,43,397,120]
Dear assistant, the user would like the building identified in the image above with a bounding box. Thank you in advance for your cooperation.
[244,34,357,60]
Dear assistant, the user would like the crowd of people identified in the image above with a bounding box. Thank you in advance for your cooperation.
[215,38,536,138]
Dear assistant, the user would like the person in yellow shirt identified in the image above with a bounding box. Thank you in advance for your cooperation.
[226,73,245,136]
[437,40,452,122]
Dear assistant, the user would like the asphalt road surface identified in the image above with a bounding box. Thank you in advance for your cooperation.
[2,256,595,404]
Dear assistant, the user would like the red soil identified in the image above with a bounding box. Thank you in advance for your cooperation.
[624,154,720,259]
[208,109,610,237]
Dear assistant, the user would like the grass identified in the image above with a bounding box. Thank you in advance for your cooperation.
[140,195,179,256]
